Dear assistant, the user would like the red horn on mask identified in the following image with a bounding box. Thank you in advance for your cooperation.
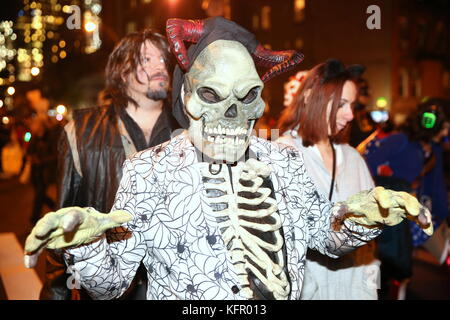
[252,44,305,83]
[166,18,304,82]
[166,18,206,71]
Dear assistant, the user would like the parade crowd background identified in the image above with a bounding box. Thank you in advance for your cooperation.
[0,0,449,300]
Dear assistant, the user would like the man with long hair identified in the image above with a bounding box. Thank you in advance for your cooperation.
[40,29,179,300]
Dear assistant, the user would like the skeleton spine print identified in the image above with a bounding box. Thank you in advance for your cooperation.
[202,158,290,299]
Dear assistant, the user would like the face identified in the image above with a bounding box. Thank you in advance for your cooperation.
[126,40,169,101]
[183,40,265,163]
[327,80,357,135]
[283,78,301,107]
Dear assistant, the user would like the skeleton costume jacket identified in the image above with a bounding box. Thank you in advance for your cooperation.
[64,131,381,300]
[40,103,178,300]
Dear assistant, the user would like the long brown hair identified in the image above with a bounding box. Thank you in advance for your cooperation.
[105,29,171,108]
[278,60,363,147]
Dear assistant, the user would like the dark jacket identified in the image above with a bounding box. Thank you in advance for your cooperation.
[40,103,179,300]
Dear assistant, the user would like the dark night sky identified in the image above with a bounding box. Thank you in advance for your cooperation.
[0,0,22,22]
[1,1,449,22]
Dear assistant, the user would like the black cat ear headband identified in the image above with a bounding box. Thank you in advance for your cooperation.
[321,59,365,83]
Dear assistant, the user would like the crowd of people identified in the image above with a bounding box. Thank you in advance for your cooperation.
[1,16,448,301]
[0,92,62,226]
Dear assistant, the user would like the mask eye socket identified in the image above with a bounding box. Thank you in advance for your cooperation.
[240,86,260,104]
[197,87,223,104]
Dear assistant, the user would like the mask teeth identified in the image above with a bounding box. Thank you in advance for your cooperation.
[204,126,248,137]
[209,136,245,145]
[218,136,225,144]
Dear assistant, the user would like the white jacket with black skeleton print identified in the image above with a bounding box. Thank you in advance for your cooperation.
[63,131,381,300]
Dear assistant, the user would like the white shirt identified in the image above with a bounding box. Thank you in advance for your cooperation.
[277,131,379,300]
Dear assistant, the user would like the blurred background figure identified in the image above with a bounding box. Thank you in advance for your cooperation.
[277,59,380,300]
[26,89,50,123]
[357,110,396,155]
[25,116,57,224]
[349,78,377,147]
[363,98,450,299]
[282,71,308,109]
[1,127,24,179]
[0,128,10,179]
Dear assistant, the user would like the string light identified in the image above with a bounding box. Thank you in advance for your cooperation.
[84,1,102,54]
[31,66,40,76]
[56,104,67,114]
[24,132,32,142]
[376,97,388,108]
[7,86,15,95]
[84,21,97,32]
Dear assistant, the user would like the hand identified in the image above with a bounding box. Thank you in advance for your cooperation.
[23,207,132,268]
[339,186,433,236]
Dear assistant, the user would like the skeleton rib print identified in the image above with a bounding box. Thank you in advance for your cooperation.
[64,132,381,300]
[202,159,290,299]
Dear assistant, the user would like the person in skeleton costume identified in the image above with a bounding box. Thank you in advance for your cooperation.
[24,17,433,300]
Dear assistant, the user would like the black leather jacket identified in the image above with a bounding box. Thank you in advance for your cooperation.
[40,103,179,300]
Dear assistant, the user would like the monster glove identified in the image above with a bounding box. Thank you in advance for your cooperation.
[23,207,132,268]
[335,186,433,236]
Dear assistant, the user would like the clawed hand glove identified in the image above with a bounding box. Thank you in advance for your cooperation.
[337,186,433,236]
[23,207,132,268]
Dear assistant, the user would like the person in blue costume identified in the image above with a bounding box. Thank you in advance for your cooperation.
[364,99,449,299]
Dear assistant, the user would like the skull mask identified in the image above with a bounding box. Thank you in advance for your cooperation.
[182,40,265,163]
